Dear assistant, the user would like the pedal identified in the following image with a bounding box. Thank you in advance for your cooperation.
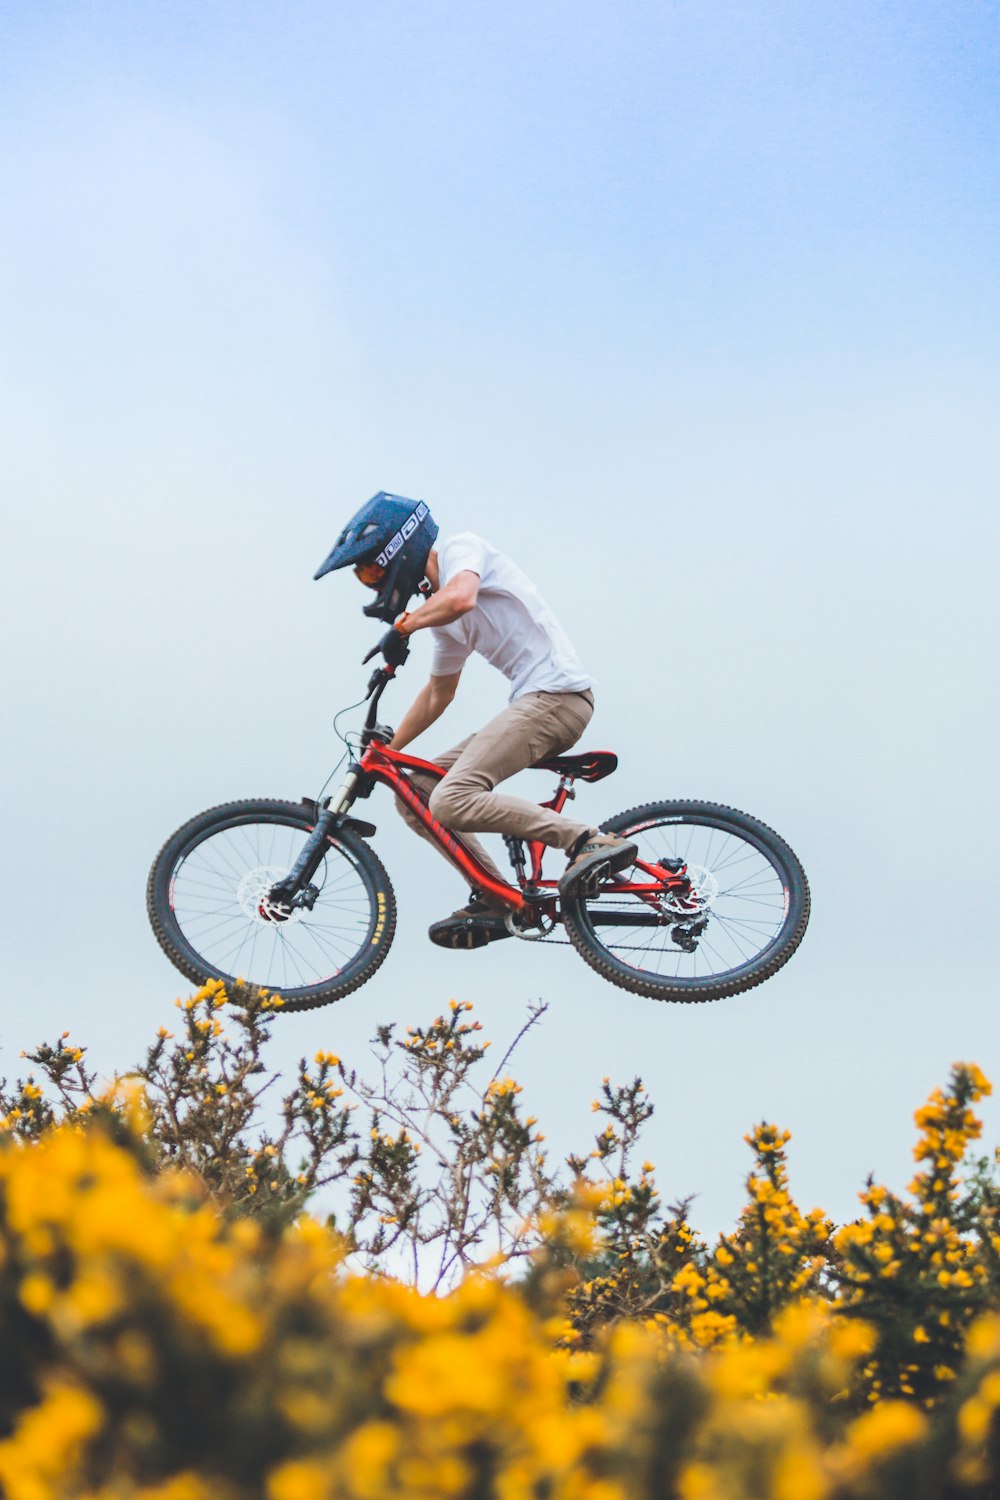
[577,865,607,899]
[455,924,489,950]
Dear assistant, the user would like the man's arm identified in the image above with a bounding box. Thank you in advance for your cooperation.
[396,570,479,636]
[390,671,462,751]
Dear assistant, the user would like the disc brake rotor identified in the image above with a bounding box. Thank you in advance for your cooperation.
[663,863,719,916]
[236,866,305,925]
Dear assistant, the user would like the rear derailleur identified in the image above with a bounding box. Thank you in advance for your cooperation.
[670,916,709,953]
[656,857,710,950]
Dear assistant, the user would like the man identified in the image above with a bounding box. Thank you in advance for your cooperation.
[314,492,636,948]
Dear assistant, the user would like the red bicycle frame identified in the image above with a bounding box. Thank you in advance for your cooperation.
[356,740,577,913]
[315,662,689,922]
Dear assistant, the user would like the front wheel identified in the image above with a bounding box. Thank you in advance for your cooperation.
[147,799,396,1012]
[561,800,809,1004]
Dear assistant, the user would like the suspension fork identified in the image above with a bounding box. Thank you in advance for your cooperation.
[271,661,396,906]
[265,814,336,907]
[327,766,362,815]
[268,766,372,906]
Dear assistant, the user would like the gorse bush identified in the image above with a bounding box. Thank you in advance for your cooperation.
[1,985,559,1280]
[2,986,1000,1498]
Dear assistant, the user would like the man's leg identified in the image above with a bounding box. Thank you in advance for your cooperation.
[427,690,595,851]
[428,689,637,907]
[393,736,509,886]
[422,689,595,951]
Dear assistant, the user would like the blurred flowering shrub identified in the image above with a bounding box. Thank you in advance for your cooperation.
[1,985,1000,1497]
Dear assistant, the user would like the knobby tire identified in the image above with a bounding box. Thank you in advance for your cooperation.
[147,798,397,1012]
[561,800,810,1004]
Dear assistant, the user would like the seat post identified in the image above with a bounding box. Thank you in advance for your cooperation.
[546,773,575,814]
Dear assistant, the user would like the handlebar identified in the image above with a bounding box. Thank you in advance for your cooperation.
[360,648,404,745]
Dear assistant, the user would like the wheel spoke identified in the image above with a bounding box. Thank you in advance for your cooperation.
[165,812,380,992]
[570,808,803,996]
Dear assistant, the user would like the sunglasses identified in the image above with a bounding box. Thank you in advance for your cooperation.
[354,560,387,588]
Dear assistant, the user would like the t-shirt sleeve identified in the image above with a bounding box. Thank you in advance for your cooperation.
[430,624,472,677]
[428,534,489,677]
[438,532,489,585]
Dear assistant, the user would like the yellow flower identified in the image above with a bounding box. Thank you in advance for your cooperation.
[958,1371,1000,1444]
[678,1462,725,1500]
[267,1460,328,1500]
[845,1400,926,1460]
[0,1382,103,1496]
[145,1476,219,1500]
[338,1422,399,1498]
[19,1273,55,1317]
[967,1314,1000,1359]
[774,1445,827,1500]
[64,1268,122,1327]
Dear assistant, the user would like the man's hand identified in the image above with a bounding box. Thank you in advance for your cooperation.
[363,627,410,668]
[379,626,410,667]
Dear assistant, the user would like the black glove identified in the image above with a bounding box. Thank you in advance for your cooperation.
[362,626,411,667]
[378,626,410,667]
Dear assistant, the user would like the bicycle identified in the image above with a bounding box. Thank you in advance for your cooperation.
[147,651,810,1012]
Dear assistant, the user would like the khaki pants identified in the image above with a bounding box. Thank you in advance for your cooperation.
[396,688,595,888]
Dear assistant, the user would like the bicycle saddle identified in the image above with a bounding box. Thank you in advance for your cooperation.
[532,750,618,782]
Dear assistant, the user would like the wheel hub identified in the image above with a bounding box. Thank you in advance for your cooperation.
[237,866,305,925]
[661,863,719,916]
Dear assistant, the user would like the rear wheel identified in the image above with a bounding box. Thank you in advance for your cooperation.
[561,800,809,1003]
[147,799,395,1011]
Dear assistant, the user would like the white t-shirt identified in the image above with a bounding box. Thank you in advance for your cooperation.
[429,532,592,701]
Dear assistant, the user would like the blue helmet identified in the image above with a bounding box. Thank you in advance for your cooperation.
[314,491,439,623]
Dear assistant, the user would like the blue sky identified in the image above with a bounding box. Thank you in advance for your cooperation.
[1,1,998,1236]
